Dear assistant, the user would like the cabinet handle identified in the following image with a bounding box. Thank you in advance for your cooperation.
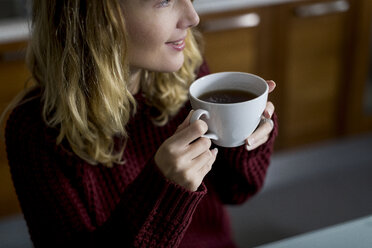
[294,0,350,18]
[200,13,260,33]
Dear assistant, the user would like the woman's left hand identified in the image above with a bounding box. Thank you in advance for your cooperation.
[245,80,276,151]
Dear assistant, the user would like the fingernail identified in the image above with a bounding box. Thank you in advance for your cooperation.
[264,110,271,118]
[247,137,254,146]
[246,144,253,151]
[212,148,218,156]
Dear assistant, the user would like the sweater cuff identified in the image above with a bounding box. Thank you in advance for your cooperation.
[114,157,207,247]
[122,156,207,229]
[145,158,207,220]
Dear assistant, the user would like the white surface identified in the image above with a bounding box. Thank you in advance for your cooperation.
[0,19,29,44]
[256,215,372,248]
[194,0,301,14]
[0,215,32,248]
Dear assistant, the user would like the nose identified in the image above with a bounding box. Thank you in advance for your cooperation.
[177,0,200,29]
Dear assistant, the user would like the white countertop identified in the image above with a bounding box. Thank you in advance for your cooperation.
[256,215,372,248]
[0,18,29,44]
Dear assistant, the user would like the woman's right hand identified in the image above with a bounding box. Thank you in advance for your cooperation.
[155,111,218,192]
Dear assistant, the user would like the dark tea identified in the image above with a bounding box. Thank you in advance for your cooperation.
[199,89,258,104]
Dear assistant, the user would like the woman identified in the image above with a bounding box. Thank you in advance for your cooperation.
[4,0,277,247]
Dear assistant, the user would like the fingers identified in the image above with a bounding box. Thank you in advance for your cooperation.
[266,80,276,93]
[246,135,270,151]
[155,110,215,192]
[247,118,273,142]
[161,145,217,192]
[181,140,217,191]
[186,137,212,159]
[194,148,218,174]
[246,118,273,149]
[263,101,275,119]
[246,100,275,150]
[172,119,208,147]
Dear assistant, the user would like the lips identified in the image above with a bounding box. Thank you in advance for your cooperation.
[166,38,186,51]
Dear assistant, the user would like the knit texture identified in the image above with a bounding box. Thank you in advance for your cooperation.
[5,63,278,248]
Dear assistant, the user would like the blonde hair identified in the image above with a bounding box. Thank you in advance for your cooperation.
[11,0,203,167]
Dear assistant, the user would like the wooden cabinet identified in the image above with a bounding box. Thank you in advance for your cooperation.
[0,41,30,217]
[343,0,372,134]
[199,8,268,75]
[274,0,352,148]
[199,0,361,149]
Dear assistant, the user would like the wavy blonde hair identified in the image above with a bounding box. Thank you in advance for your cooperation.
[22,0,203,167]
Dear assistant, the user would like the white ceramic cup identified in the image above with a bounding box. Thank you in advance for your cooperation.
[189,72,268,147]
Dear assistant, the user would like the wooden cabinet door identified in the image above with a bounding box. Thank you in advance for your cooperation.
[343,0,372,134]
[0,41,30,217]
[199,8,269,75]
[276,0,352,148]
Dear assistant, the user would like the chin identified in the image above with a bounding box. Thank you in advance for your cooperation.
[166,63,184,72]
[166,57,185,72]
[134,54,185,73]
[153,59,184,73]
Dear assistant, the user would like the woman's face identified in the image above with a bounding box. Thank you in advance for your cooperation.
[121,0,200,72]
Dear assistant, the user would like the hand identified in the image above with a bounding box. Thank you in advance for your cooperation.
[245,80,276,151]
[155,111,218,192]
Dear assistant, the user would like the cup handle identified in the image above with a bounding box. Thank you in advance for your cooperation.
[190,109,219,141]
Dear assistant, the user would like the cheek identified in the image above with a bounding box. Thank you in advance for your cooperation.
[127,26,174,70]
[124,14,182,71]
[127,20,166,51]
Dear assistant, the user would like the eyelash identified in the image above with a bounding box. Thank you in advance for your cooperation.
[156,0,193,8]
[158,0,171,8]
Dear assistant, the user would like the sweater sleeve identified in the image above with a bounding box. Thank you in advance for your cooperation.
[207,114,278,205]
[5,99,206,248]
[92,159,207,248]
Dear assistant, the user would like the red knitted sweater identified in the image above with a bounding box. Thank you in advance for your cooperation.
[5,64,278,248]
